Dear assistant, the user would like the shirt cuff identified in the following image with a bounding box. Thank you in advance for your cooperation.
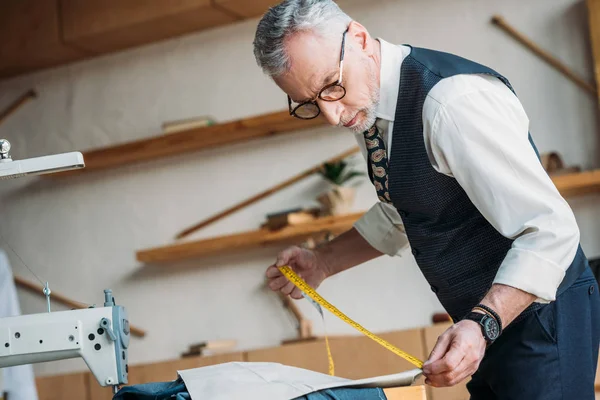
[493,248,566,303]
[353,203,408,256]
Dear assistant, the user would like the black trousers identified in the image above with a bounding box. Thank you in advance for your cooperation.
[467,266,600,399]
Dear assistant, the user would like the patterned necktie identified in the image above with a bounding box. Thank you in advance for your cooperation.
[363,124,392,204]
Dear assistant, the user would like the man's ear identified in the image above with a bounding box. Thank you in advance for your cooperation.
[347,20,371,53]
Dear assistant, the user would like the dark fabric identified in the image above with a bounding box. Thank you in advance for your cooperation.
[387,46,587,322]
[112,379,386,400]
[295,387,386,400]
[112,379,190,400]
[467,266,600,399]
[590,257,600,283]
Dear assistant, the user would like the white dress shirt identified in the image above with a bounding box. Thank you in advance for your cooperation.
[353,39,581,303]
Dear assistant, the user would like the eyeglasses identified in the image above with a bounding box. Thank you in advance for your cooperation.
[288,28,349,120]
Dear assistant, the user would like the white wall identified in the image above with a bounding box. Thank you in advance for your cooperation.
[0,0,598,378]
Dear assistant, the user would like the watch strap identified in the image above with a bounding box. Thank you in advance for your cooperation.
[464,312,498,344]
[474,304,503,333]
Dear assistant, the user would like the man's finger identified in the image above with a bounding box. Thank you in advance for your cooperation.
[266,264,282,278]
[425,340,465,375]
[423,332,452,374]
[290,287,304,299]
[445,359,478,387]
[268,275,289,291]
[427,352,472,387]
[281,281,296,295]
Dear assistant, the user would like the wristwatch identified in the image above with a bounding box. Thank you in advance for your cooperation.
[464,311,501,344]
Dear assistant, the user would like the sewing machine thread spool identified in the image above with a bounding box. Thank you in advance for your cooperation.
[104,290,114,307]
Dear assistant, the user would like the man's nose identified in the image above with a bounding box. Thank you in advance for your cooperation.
[317,100,342,126]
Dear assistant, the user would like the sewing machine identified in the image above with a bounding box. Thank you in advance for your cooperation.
[0,139,130,394]
[0,289,130,393]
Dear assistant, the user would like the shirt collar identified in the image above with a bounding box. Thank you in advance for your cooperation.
[375,38,410,122]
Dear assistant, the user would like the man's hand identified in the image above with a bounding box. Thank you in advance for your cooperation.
[265,228,383,299]
[265,246,331,299]
[422,320,486,387]
[422,283,537,387]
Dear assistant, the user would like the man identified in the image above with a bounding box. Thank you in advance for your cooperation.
[253,0,600,399]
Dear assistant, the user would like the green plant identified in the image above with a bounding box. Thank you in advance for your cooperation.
[318,160,365,186]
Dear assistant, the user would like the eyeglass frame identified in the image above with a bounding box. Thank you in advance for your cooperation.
[287,27,349,120]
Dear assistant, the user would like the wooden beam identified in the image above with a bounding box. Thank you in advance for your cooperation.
[45,110,327,178]
[174,147,360,239]
[136,212,365,264]
[0,89,36,126]
[491,15,597,95]
[14,275,146,338]
[551,169,600,197]
[588,0,600,104]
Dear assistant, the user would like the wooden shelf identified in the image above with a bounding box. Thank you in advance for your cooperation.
[47,110,326,178]
[136,212,365,264]
[135,170,599,266]
[551,169,600,196]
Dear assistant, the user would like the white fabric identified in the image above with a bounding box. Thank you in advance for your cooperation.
[178,362,421,400]
[353,39,580,303]
[0,250,39,400]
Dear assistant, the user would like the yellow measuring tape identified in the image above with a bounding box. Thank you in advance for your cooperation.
[278,265,424,374]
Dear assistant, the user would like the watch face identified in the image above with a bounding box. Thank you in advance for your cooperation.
[483,317,500,341]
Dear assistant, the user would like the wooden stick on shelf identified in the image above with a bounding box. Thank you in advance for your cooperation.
[14,275,146,338]
[138,212,365,264]
[44,110,328,179]
[587,0,600,105]
[174,146,360,240]
[491,15,597,95]
[277,291,314,342]
[0,89,37,126]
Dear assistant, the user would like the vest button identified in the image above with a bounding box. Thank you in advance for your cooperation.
[411,248,419,256]
[398,210,408,218]
[431,285,438,293]
[590,285,595,295]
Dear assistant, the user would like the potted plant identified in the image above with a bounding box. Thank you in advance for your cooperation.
[316,157,365,216]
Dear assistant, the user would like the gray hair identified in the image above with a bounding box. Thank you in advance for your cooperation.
[253,0,352,77]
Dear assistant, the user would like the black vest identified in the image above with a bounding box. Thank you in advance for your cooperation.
[386,46,588,322]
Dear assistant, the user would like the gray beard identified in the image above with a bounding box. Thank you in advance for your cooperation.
[347,84,380,134]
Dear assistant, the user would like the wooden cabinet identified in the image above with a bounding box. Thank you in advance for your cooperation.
[0,0,87,79]
[35,372,89,400]
[327,329,426,379]
[88,352,245,400]
[60,0,237,54]
[214,0,281,19]
[0,0,285,80]
[246,328,426,380]
[34,328,435,399]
